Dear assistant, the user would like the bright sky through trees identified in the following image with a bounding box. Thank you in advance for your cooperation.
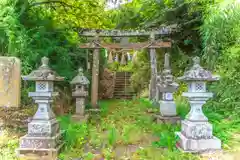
[106,0,132,10]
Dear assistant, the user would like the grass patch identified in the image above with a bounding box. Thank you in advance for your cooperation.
[0,129,21,160]
[0,98,239,159]
[59,99,199,159]
[58,98,240,159]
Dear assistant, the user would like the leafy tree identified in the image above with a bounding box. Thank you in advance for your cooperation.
[201,0,240,116]
[0,0,110,105]
[109,0,206,93]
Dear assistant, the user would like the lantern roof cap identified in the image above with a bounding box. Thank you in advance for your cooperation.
[22,57,64,81]
[178,56,220,81]
[70,67,90,85]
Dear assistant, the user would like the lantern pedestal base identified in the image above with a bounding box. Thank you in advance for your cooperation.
[159,101,177,116]
[152,100,159,107]
[17,143,64,160]
[154,114,181,124]
[176,132,221,153]
[71,114,89,123]
[17,130,65,158]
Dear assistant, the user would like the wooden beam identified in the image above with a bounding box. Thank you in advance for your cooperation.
[79,41,171,49]
[78,27,173,37]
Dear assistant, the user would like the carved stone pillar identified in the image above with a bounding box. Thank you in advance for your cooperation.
[155,53,180,124]
[176,56,221,153]
[17,57,65,158]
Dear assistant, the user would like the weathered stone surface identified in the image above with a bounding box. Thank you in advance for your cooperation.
[176,132,221,153]
[71,67,89,122]
[156,53,179,120]
[157,53,179,94]
[30,100,56,120]
[20,132,62,149]
[99,68,115,99]
[18,143,63,159]
[28,119,60,137]
[149,77,157,101]
[0,57,21,108]
[181,120,213,139]
[17,57,64,158]
[78,28,172,37]
[149,44,157,101]
[70,68,89,85]
[75,98,85,115]
[159,101,177,116]
[176,56,221,153]
[155,114,181,124]
[178,56,220,82]
[22,57,64,81]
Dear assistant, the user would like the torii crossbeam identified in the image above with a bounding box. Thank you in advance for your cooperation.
[78,27,174,37]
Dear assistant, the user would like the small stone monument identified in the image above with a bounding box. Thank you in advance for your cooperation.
[0,57,21,108]
[155,74,162,103]
[17,57,65,158]
[176,56,221,153]
[155,53,180,124]
[70,67,90,122]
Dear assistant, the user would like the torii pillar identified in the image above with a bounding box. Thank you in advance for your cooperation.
[149,32,158,101]
[91,36,100,108]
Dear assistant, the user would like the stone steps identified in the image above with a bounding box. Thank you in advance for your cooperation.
[113,95,136,99]
[114,91,136,94]
[113,72,136,99]
[114,84,131,87]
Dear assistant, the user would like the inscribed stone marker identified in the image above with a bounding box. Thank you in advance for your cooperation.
[0,57,21,108]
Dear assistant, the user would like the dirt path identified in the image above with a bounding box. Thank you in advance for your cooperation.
[201,134,240,160]
[201,149,240,160]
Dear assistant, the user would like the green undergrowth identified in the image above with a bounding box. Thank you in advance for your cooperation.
[0,129,22,160]
[107,61,134,72]
[0,98,239,160]
[58,98,240,159]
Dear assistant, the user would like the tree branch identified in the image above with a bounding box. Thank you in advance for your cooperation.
[29,0,73,8]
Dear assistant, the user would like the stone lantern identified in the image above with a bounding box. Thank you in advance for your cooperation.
[176,56,221,153]
[17,57,65,157]
[155,53,180,124]
[70,67,90,122]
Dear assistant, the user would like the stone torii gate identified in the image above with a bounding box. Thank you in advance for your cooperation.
[78,28,173,108]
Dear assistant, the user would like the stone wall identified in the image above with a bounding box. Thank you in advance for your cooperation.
[99,68,115,99]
